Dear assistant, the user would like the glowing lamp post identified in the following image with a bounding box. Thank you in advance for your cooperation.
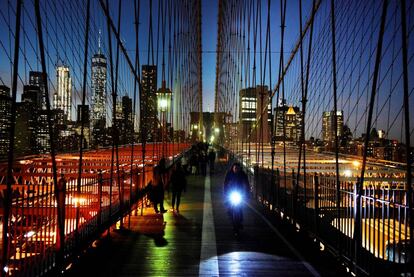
[157,81,172,157]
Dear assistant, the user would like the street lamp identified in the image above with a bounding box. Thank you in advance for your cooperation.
[157,80,172,157]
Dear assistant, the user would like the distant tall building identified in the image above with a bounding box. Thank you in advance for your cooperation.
[112,96,134,144]
[77,104,90,125]
[239,86,271,143]
[274,105,303,142]
[322,110,344,142]
[15,101,34,156]
[256,86,270,143]
[22,85,42,108]
[29,71,46,108]
[121,95,133,144]
[53,65,72,121]
[91,45,107,128]
[37,110,50,154]
[20,85,43,154]
[0,86,11,159]
[115,101,123,120]
[75,104,90,148]
[29,71,50,153]
[141,65,158,142]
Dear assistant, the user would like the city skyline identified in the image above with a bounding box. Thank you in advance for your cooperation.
[0,1,412,276]
[0,0,413,146]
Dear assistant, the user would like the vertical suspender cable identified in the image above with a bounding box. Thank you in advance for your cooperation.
[34,0,63,268]
[279,0,287,201]
[359,0,388,195]
[113,0,123,228]
[3,1,22,273]
[357,1,388,270]
[197,0,203,147]
[398,0,413,271]
[297,0,305,188]
[330,0,341,248]
[131,0,141,217]
[105,0,116,235]
[300,0,316,211]
[155,0,161,155]
[262,0,271,168]
[75,0,90,245]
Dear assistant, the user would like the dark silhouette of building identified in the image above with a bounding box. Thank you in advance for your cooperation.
[121,95,133,144]
[0,85,11,159]
[15,102,33,156]
[77,104,90,125]
[141,65,158,142]
[17,85,43,154]
[29,71,46,108]
[29,71,51,153]
[189,112,226,144]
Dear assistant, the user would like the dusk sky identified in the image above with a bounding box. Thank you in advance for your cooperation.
[0,0,306,112]
[0,0,412,142]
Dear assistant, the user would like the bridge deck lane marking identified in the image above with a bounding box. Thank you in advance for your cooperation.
[199,173,219,277]
[246,202,321,277]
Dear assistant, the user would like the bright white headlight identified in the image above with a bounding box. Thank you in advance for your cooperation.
[229,191,242,205]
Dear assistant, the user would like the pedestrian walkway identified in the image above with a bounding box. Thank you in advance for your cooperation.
[66,162,344,276]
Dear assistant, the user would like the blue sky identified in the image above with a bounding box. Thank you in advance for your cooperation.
[201,0,218,112]
[0,0,306,112]
[0,0,412,142]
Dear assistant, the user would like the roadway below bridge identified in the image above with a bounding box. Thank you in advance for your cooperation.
[65,161,345,276]
[234,144,407,180]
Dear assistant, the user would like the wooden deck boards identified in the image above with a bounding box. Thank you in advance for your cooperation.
[66,165,342,277]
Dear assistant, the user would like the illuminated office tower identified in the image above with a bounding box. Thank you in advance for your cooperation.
[53,65,72,122]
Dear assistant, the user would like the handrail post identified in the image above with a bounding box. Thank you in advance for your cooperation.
[314,173,319,234]
[120,169,125,229]
[254,165,259,202]
[353,178,362,273]
[292,169,297,221]
[276,168,280,209]
[56,174,66,271]
[98,171,103,227]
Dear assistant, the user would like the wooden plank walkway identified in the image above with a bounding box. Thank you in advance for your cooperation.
[65,162,345,277]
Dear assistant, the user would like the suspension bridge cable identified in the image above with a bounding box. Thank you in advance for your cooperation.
[3,1,22,273]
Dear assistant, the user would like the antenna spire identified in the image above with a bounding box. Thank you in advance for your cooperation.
[98,29,102,54]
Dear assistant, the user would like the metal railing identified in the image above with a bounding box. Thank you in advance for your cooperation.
[245,161,412,275]
[0,144,189,276]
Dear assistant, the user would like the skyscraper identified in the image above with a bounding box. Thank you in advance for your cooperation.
[0,85,11,159]
[91,47,107,128]
[122,95,133,144]
[141,65,158,142]
[29,71,50,153]
[20,85,42,153]
[29,71,46,109]
[77,104,90,125]
[239,86,271,143]
[273,105,303,142]
[15,101,34,156]
[22,85,42,108]
[53,65,72,121]
[75,104,91,148]
[322,110,344,142]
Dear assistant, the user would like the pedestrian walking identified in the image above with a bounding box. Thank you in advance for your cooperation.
[170,161,187,213]
[208,148,216,174]
[200,150,207,176]
[181,154,189,174]
[152,158,167,213]
[190,152,198,175]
